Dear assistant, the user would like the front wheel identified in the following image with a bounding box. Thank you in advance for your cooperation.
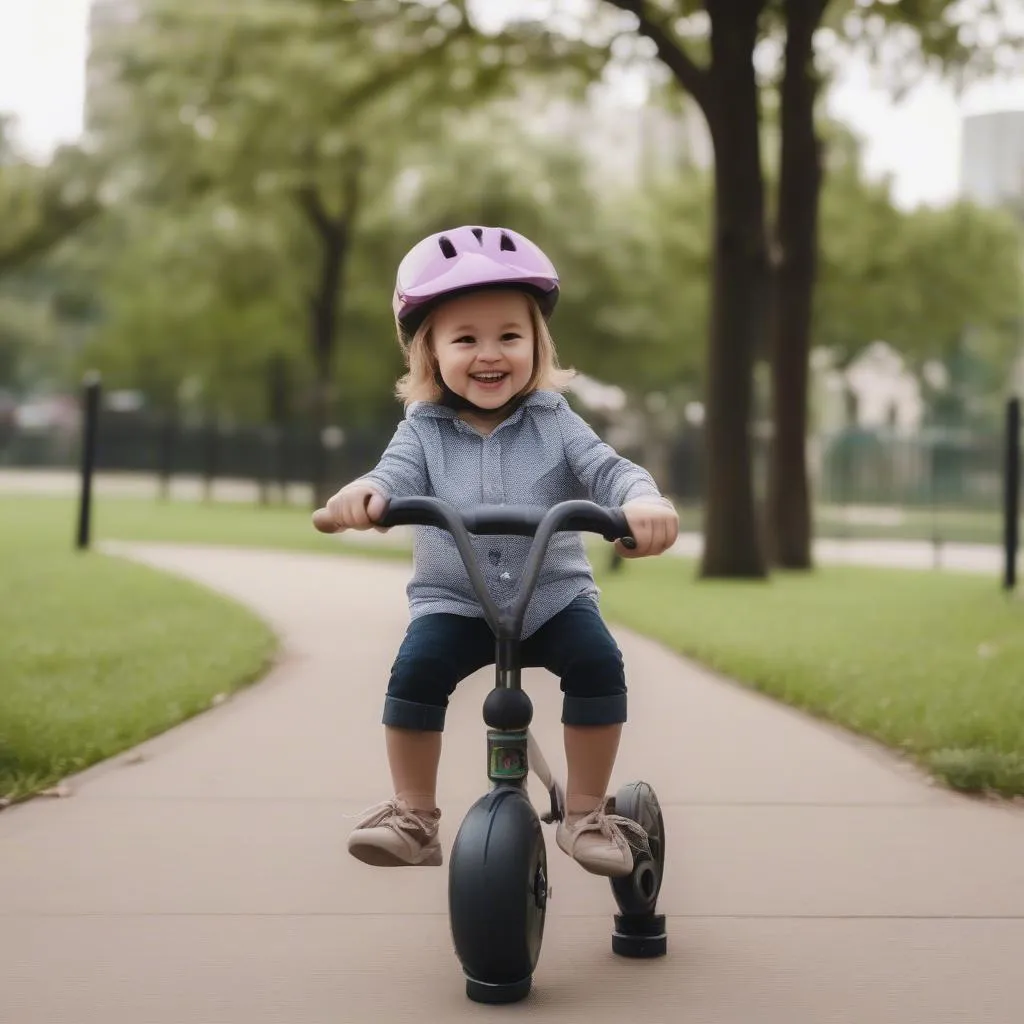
[448,786,548,1003]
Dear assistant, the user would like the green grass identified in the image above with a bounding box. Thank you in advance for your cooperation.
[669,503,1006,545]
[595,558,1024,798]
[3,493,1022,799]
[814,504,1004,545]
[0,498,279,802]
[4,494,413,560]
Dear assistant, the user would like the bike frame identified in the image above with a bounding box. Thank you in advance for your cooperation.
[377,498,633,803]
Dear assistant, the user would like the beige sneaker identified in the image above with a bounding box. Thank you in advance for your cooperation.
[556,799,650,878]
[347,798,442,867]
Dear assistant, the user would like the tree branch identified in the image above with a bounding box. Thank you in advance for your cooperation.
[295,183,333,238]
[0,198,100,275]
[603,0,711,113]
[339,148,364,223]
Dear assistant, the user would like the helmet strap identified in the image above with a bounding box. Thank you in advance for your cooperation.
[435,371,525,419]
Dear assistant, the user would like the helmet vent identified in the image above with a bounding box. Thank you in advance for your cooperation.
[499,231,517,252]
[438,236,457,259]
[470,227,484,244]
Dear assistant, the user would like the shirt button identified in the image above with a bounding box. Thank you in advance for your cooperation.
[500,572,511,582]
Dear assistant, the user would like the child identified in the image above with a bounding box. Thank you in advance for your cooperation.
[313,225,678,878]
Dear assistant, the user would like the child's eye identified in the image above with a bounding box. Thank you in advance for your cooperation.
[501,332,522,342]
[453,335,475,345]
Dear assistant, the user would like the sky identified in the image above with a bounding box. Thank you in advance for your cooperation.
[2,0,1024,210]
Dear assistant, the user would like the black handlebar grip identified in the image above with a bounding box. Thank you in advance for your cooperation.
[604,508,637,549]
[376,497,451,532]
[460,505,547,537]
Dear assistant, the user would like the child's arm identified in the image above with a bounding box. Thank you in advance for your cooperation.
[556,402,672,509]
[356,419,428,501]
[556,402,678,558]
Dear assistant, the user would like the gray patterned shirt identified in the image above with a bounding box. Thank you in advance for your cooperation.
[358,390,669,638]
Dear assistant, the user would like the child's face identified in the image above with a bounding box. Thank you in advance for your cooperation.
[430,290,535,410]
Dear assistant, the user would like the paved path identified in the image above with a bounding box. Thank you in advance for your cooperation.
[1,544,1023,1023]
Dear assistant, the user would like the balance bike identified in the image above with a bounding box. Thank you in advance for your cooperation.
[377,497,668,1005]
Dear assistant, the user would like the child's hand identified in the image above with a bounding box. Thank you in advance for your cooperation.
[617,499,679,559]
[312,482,388,534]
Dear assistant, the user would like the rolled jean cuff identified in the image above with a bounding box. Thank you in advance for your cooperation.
[382,695,446,731]
[561,692,627,726]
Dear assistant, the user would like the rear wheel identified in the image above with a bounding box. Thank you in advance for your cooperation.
[609,781,667,958]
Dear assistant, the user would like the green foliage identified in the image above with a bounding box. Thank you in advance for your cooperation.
[815,125,1021,369]
[76,0,715,427]
[0,120,101,277]
[79,0,622,430]
[84,200,307,416]
[827,0,1023,95]
[14,0,1016,437]
[0,293,59,393]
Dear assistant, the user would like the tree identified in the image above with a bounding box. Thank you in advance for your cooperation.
[595,0,772,579]
[817,178,1021,383]
[93,0,606,504]
[764,0,826,570]
[0,118,101,277]
[763,0,1023,568]
[85,200,303,417]
[85,104,712,429]
[584,0,1022,571]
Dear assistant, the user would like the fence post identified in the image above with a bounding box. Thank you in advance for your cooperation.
[1004,397,1020,592]
[76,371,102,551]
[157,408,176,502]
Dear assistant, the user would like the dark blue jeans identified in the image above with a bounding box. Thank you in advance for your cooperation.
[383,596,627,731]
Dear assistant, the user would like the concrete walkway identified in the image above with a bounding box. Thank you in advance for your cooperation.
[1,544,1023,1023]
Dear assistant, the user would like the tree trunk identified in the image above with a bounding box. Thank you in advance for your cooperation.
[298,153,363,509]
[766,0,824,570]
[309,225,344,509]
[700,0,769,579]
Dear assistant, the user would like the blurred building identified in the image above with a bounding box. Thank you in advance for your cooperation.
[960,110,1024,211]
[960,111,1024,397]
[519,81,712,188]
[83,0,141,135]
[812,342,925,435]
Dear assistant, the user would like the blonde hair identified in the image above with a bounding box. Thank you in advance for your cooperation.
[395,292,576,406]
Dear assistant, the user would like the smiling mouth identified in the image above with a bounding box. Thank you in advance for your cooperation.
[470,372,508,385]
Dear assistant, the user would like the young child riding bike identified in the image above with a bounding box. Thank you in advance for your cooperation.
[313,225,679,878]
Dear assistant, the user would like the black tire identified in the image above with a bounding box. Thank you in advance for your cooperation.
[610,780,665,916]
[448,786,548,994]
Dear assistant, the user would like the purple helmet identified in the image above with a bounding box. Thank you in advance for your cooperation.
[393,225,559,344]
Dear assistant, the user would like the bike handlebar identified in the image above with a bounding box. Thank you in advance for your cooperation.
[377,497,633,544]
[375,497,636,637]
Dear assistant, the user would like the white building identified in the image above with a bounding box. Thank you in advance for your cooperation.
[526,83,712,187]
[960,110,1024,211]
[812,342,925,434]
[84,0,141,135]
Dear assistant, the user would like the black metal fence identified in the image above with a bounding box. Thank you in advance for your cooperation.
[1,405,1019,547]
[0,410,395,499]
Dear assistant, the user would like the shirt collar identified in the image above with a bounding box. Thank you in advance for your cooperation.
[406,389,562,424]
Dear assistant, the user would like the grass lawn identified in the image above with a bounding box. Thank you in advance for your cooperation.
[5,493,413,560]
[3,493,1022,799]
[596,558,1024,798]
[0,498,278,802]
[671,502,1006,546]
